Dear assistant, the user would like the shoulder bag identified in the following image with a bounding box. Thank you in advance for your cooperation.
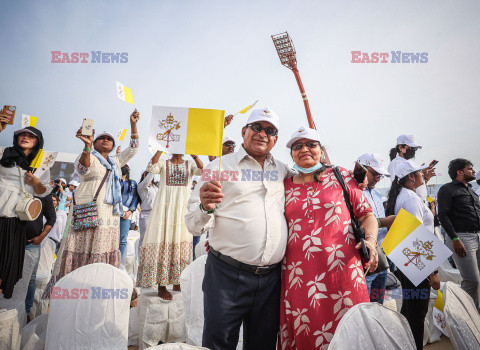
[15,167,42,221]
[72,169,110,231]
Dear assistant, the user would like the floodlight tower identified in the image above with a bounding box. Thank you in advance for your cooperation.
[271,32,315,129]
[272,32,331,165]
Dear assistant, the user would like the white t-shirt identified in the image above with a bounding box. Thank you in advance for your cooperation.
[394,188,434,232]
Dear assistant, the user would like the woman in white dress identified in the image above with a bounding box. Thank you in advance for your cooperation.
[0,126,51,299]
[43,111,140,297]
[137,152,203,300]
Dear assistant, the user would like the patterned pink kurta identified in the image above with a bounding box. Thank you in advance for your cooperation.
[279,167,372,350]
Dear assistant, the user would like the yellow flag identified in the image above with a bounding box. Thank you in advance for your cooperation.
[238,100,258,114]
[22,115,38,128]
[151,106,224,156]
[427,196,434,203]
[117,129,127,141]
[434,290,444,311]
[116,81,135,105]
[381,208,421,255]
[30,149,44,169]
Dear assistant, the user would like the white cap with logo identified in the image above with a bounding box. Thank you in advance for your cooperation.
[394,160,428,180]
[246,108,280,131]
[396,134,422,149]
[286,126,321,148]
[357,153,390,177]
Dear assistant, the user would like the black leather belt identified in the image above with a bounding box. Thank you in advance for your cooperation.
[209,247,280,275]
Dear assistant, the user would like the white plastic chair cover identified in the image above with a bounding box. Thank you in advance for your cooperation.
[0,250,35,330]
[444,281,480,349]
[423,288,442,346]
[20,313,48,350]
[438,260,462,285]
[45,263,133,349]
[329,302,416,350]
[36,238,56,277]
[128,306,139,346]
[0,309,20,350]
[194,234,207,260]
[137,287,186,350]
[125,230,140,283]
[147,344,209,350]
[30,274,51,320]
[180,255,207,346]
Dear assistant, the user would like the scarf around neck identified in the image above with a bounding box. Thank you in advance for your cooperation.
[91,150,123,215]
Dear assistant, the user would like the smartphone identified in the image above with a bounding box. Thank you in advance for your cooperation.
[353,162,368,183]
[81,118,94,136]
[1,105,17,124]
[429,160,439,168]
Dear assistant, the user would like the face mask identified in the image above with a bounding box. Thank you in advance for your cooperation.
[404,148,416,160]
[293,162,323,174]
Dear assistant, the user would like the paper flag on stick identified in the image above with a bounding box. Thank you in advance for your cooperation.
[238,100,258,115]
[33,151,58,178]
[150,106,224,156]
[382,209,452,286]
[117,129,127,141]
[29,149,44,169]
[22,114,38,128]
[432,291,449,337]
[427,196,434,203]
[116,81,134,104]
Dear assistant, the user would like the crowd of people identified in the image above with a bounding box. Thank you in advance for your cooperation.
[0,107,479,350]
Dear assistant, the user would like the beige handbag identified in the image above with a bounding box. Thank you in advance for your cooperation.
[15,166,42,221]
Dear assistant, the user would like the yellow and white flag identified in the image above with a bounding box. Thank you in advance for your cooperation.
[382,209,452,286]
[116,81,134,104]
[150,106,224,156]
[432,290,449,337]
[29,149,44,170]
[237,100,258,115]
[22,114,38,128]
[116,129,127,141]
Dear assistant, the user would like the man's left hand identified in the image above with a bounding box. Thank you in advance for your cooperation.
[122,210,132,220]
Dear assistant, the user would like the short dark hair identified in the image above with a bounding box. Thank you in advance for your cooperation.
[448,158,473,180]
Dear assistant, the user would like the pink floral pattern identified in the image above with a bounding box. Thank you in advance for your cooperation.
[279,167,372,349]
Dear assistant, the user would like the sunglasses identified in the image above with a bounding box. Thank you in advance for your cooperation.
[367,168,384,180]
[246,123,278,136]
[292,141,320,151]
[224,142,235,148]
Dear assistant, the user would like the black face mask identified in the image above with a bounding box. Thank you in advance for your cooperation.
[404,148,416,160]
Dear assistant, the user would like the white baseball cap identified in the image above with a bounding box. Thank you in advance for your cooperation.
[246,108,280,131]
[357,153,390,177]
[394,160,428,180]
[286,127,321,149]
[223,136,235,144]
[476,170,480,180]
[396,134,422,149]
[69,180,80,187]
[94,131,116,145]
[56,178,67,185]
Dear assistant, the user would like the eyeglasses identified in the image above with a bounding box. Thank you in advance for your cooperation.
[246,123,278,136]
[367,168,384,180]
[223,142,235,148]
[291,141,320,151]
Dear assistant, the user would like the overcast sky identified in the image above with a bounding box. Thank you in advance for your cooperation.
[1,0,479,188]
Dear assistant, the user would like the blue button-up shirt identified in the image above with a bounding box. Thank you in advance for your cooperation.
[364,187,388,244]
[120,179,139,212]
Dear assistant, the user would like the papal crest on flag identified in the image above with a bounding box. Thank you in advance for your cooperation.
[149,106,224,156]
[22,114,38,128]
[116,81,134,104]
[382,209,452,286]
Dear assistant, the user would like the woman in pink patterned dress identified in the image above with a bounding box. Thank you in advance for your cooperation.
[279,127,379,350]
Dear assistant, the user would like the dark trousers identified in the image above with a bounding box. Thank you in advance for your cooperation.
[396,270,431,350]
[202,252,281,350]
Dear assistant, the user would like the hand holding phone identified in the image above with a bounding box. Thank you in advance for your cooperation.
[429,160,439,168]
[1,105,16,125]
[82,118,94,136]
[353,162,368,184]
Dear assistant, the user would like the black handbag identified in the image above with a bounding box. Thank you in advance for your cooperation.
[332,167,389,275]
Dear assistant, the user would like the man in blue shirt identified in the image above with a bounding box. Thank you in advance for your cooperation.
[357,153,396,303]
[120,164,139,262]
